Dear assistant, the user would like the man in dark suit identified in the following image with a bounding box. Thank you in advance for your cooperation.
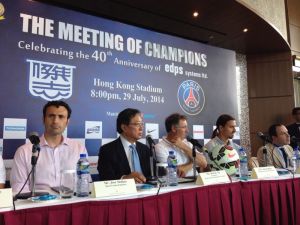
[97,108,151,183]
[287,107,300,149]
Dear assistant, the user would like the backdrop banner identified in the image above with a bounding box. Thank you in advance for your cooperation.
[0,0,239,162]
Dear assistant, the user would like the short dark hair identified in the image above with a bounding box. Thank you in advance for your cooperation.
[165,113,187,133]
[292,107,300,115]
[212,114,235,138]
[117,108,141,134]
[268,124,283,139]
[43,101,72,119]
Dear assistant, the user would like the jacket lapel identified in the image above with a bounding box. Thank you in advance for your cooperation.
[116,138,131,173]
[270,145,286,168]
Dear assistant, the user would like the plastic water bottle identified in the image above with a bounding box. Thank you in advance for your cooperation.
[294,146,300,170]
[76,153,90,197]
[239,147,248,180]
[167,151,178,186]
[290,147,299,172]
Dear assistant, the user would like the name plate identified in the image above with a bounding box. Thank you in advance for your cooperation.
[0,188,13,208]
[196,170,230,185]
[251,166,279,179]
[91,179,137,198]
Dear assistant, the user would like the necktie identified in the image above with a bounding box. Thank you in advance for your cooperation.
[279,147,288,168]
[129,144,143,173]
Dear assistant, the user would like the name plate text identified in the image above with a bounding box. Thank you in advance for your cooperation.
[91,179,137,198]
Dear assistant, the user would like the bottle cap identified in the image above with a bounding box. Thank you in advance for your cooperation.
[168,150,174,155]
[80,153,87,158]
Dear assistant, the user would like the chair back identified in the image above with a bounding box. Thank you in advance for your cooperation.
[248,157,259,170]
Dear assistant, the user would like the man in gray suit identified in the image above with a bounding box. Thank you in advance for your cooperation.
[257,124,293,168]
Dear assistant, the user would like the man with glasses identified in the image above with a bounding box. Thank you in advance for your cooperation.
[257,124,293,168]
[155,113,207,177]
[287,107,300,149]
[97,108,151,183]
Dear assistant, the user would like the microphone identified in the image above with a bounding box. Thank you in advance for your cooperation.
[28,132,40,145]
[257,132,270,167]
[186,136,203,150]
[146,134,156,148]
[28,132,40,166]
[15,132,49,199]
[291,136,300,142]
[186,135,202,181]
[257,132,272,143]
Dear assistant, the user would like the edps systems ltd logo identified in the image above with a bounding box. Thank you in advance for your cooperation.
[177,80,205,115]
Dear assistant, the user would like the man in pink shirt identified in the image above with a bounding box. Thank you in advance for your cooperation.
[10,101,87,194]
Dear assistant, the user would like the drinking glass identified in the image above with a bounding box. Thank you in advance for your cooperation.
[60,169,76,198]
[156,163,168,184]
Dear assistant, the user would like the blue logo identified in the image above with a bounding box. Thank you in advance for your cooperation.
[27,59,75,101]
[87,126,101,134]
[5,126,26,131]
[177,80,205,115]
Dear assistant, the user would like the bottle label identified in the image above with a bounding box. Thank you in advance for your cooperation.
[168,158,177,168]
[77,162,90,175]
[240,156,247,163]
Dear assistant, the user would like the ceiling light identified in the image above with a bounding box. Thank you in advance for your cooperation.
[243,28,248,33]
[193,11,199,17]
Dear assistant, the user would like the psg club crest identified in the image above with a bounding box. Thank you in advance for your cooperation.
[177,80,205,115]
[27,59,75,101]
[0,3,5,20]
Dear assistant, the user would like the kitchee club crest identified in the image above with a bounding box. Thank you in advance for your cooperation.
[27,59,75,101]
[177,80,205,115]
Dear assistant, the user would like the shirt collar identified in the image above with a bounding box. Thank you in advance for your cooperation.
[40,134,69,147]
[120,134,136,149]
[215,136,231,146]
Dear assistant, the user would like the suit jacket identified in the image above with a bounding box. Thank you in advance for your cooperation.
[97,137,151,181]
[287,123,300,148]
[257,143,293,168]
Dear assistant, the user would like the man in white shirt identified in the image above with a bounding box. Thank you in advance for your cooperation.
[155,113,207,177]
[10,101,87,193]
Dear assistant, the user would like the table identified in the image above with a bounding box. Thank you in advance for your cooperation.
[1,177,300,225]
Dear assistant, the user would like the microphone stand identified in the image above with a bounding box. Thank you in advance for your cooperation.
[192,144,197,181]
[263,140,268,167]
[147,143,158,185]
[31,144,39,196]
[15,144,49,199]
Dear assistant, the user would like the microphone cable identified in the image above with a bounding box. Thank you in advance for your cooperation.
[156,178,163,196]
[12,150,40,210]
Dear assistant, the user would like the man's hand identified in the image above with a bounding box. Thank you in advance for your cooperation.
[123,172,146,183]
[177,163,192,177]
[169,137,190,152]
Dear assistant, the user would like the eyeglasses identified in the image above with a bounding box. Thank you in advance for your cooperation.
[129,122,144,128]
[176,125,188,129]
